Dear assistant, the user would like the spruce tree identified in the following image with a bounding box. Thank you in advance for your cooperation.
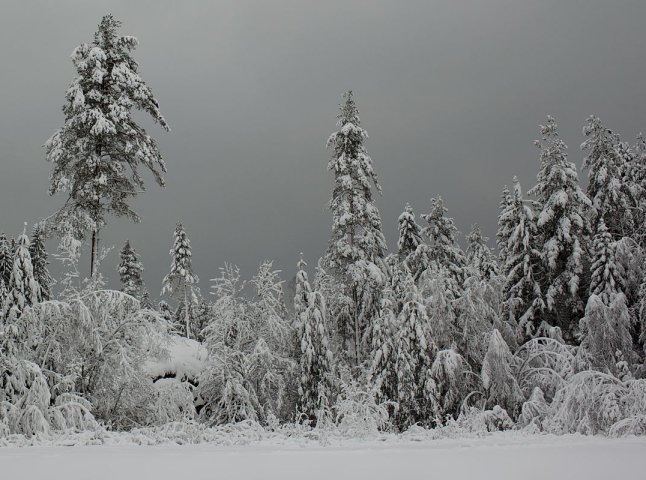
[29,226,53,302]
[118,240,144,298]
[581,116,636,239]
[140,287,154,310]
[294,258,334,422]
[466,223,499,280]
[46,15,169,276]
[528,116,591,339]
[325,91,387,366]
[500,179,544,337]
[2,228,38,321]
[397,203,423,263]
[589,219,624,305]
[395,272,438,427]
[367,288,398,407]
[418,196,466,290]
[162,222,199,338]
[496,185,513,267]
[0,233,13,287]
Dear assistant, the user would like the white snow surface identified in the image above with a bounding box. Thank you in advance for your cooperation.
[145,335,207,380]
[1,433,644,480]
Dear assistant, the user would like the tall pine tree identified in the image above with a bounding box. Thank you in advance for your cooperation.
[325,91,387,366]
[46,15,169,276]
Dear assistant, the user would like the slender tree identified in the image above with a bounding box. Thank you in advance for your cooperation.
[2,227,38,322]
[466,223,499,280]
[162,222,199,338]
[46,15,169,276]
[325,91,387,366]
[29,226,53,302]
[500,179,544,337]
[0,233,13,287]
[581,116,636,239]
[295,257,334,422]
[118,240,144,298]
[397,203,423,263]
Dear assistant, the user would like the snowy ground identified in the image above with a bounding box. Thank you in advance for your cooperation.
[1,434,644,480]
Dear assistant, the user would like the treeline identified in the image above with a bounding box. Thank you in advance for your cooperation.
[1,15,646,439]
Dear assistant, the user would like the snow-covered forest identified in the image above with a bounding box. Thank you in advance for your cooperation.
[1,14,646,451]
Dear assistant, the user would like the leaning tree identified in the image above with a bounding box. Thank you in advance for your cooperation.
[46,15,169,276]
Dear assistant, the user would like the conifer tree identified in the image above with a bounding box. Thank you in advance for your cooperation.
[118,240,144,298]
[367,288,398,407]
[29,226,53,302]
[294,257,334,422]
[589,219,623,305]
[0,233,13,287]
[140,287,154,310]
[581,116,636,238]
[496,185,513,267]
[417,196,466,290]
[397,203,423,263]
[2,227,38,321]
[466,223,499,280]
[46,15,169,276]
[162,222,199,338]
[500,179,544,337]
[325,91,387,366]
[395,272,438,427]
[528,116,591,338]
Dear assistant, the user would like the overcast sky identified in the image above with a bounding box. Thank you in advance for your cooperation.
[0,0,645,297]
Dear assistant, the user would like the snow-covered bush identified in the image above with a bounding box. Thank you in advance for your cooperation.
[546,371,646,435]
[0,358,97,437]
[333,380,393,438]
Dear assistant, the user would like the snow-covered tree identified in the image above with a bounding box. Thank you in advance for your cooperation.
[140,287,154,310]
[162,222,199,338]
[589,219,624,304]
[500,178,544,337]
[395,273,438,427]
[46,14,169,276]
[2,228,38,321]
[417,196,466,290]
[466,223,499,280]
[581,116,636,239]
[367,288,398,408]
[397,203,423,263]
[481,329,524,417]
[496,185,513,267]
[421,266,458,350]
[0,233,13,287]
[430,349,473,420]
[528,116,591,339]
[118,240,144,298]
[28,226,53,302]
[294,258,334,422]
[578,294,635,375]
[325,91,387,366]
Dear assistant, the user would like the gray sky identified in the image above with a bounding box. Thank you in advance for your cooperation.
[1,0,645,298]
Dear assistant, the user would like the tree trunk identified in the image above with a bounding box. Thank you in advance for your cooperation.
[184,287,191,339]
[90,229,98,278]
